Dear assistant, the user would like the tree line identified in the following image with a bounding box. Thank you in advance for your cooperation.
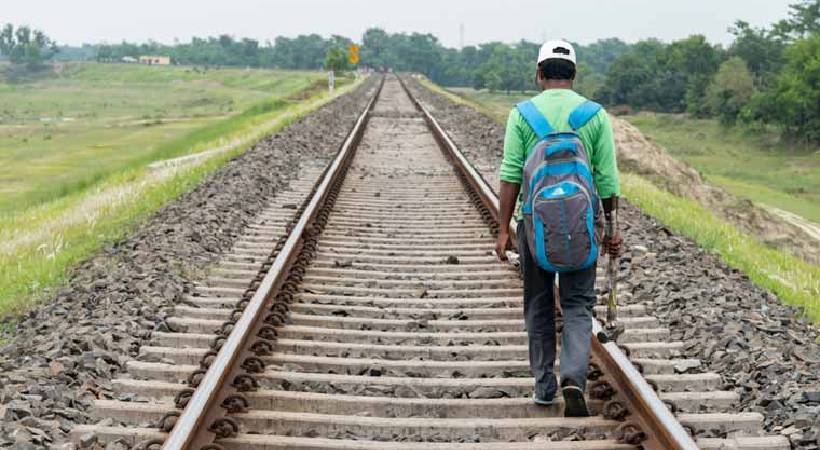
[599,1,818,144]
[1,0,816,142]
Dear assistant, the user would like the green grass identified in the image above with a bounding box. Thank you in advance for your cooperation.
[622,173,819,322]
[0,62,325,213]
[0,63,361,317]
[431,80,820,323]
[446,87,536,123]
[622,113,820,224]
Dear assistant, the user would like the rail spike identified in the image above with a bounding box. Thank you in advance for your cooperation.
[208,417,239,439]
[221,394,250,414]
[232,373,260,392]
[615,423,648,445]
[603,400,630,421]
[134,439,165,450]
[158,411,181,432]
[174,388,196,409]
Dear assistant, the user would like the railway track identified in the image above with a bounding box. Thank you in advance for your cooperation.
[71,75,789,450]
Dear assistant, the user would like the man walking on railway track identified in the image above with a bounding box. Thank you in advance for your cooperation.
[495,40,622,417]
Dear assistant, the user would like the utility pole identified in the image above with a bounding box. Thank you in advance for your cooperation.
[459,23,465,49]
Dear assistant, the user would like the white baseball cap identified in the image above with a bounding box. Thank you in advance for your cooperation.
[537,40,576,66]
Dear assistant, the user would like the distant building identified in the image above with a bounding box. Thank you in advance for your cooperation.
[139,56,171,65]
[121,56,138,63]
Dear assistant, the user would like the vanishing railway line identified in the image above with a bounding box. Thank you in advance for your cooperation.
[71,76,788,449]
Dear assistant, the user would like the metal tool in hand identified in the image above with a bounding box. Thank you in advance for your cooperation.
[605,194,619,329]
[597,195,624,344]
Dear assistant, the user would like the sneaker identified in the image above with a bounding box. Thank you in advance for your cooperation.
[561,381,590,417]
[532,392,555,406]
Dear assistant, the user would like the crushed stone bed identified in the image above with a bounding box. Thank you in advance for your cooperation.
[0,77,378,449]
[403,76,820,450]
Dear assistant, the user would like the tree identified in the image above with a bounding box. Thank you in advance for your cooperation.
[746,34,820,143]
[707,57,756,124]
[0,24,57,70]
[324,47,350,73]
[773,0,820,40]
[728,21,785,85]
[667,35,725,116]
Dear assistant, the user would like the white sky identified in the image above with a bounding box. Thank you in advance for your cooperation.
[4,0,794,47]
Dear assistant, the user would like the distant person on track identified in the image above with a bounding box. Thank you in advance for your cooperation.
[495,40,622,417]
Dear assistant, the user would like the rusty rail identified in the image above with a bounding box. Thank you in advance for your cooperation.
[161,76,384,450]
[397,75,698,450]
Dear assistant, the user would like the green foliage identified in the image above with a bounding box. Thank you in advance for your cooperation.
[744,34,820,143]
[0,24,57,70]
[324,47,350,72]
[707,57,756,124]
[599,0,818,144]
[772,0,820,40]
[599,36,724,115]
[728,21,785,84]
[599,40,686,111]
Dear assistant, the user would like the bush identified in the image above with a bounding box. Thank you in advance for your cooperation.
[707,57,756,125]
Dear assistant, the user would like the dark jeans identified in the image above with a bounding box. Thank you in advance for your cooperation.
[517,221,597,400]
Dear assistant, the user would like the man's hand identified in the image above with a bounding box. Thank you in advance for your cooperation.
[601,231,623,257]
[495,231,511,261]
[496,181,521,263]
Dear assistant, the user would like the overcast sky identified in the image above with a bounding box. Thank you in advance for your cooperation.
[5,0,794,48]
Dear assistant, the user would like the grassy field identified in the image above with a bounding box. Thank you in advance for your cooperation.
[0,63,324,213]
[447,87,533,124]
[623,113,820,224]
[430,81,819,323]
[0,63,359,317]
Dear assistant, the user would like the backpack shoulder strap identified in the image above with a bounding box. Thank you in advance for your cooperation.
[568,100,603,130]
[516,100,553,140]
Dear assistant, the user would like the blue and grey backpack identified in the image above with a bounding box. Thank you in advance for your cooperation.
[517,99,604,273]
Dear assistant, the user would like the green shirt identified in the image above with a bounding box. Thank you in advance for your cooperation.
[500,89,620,219]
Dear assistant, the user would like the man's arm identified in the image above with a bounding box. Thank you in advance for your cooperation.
[589,111,623,256]
[496,181,520,261]
[496,109,526,261]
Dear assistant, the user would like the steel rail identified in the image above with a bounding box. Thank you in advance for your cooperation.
[161,76,384,450]
[397,75,698,450]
